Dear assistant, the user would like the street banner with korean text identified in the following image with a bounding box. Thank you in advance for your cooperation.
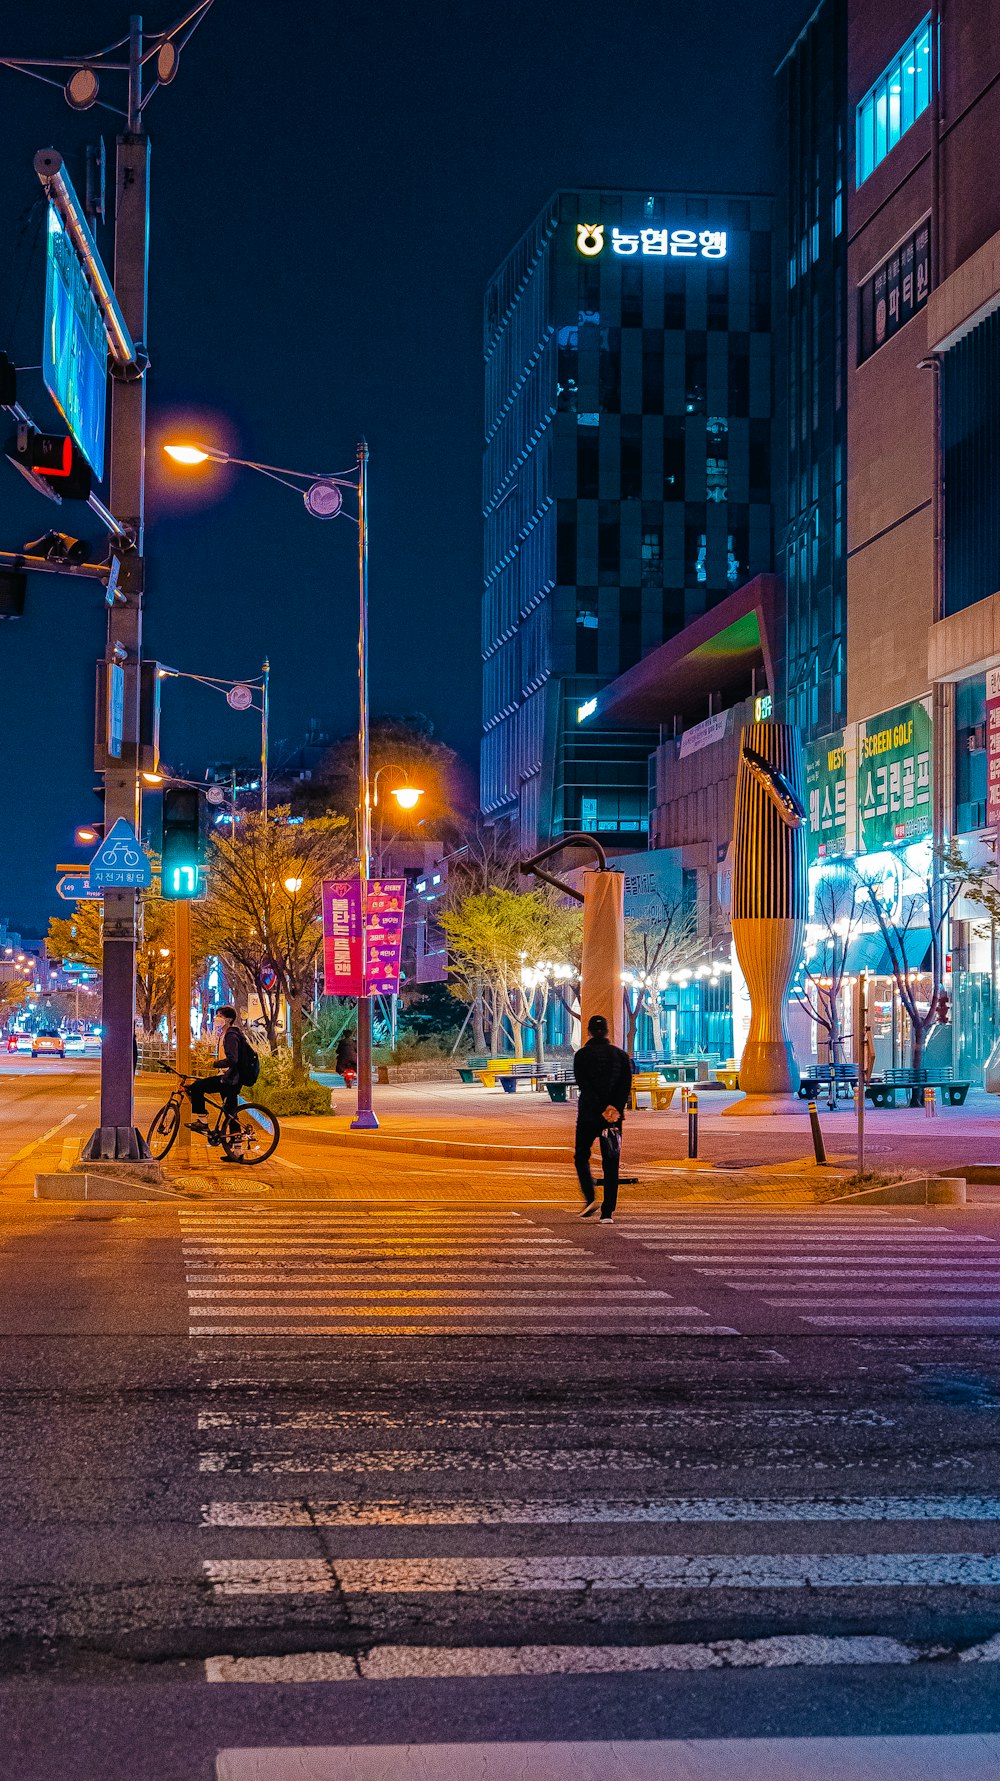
[804,728,850,864]
[856,697,932,853]
[987,668,1000,831]
[363,878,407,994]
[322,878,363,995]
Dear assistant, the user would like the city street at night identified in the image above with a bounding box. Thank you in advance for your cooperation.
[3,0,1000,1771]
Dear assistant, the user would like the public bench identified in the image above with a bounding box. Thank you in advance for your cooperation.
[498,1062,547,1093]
[715,1068,740,1090]
[798,1062,859,1101]
[629,1071,676,1111]
[865,1066,971,1108]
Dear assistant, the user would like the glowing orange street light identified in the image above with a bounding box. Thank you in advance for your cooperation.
[391,785,422,811]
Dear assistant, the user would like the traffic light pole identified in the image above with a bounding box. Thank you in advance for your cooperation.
[174,898,192,1165]
[82,15,150,1162]
[351,441,378,1132]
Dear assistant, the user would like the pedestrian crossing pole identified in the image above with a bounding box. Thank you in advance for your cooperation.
[855,971,867,1175]
[175,898,192,1164]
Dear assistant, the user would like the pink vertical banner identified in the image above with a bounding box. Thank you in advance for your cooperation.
[987,668,1000,831]
[322,878,363,995]
[364,877,407,994]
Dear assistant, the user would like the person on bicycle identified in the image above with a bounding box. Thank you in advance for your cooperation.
[188,1005,242,1134]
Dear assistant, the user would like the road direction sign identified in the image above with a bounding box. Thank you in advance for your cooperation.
[56,874,102,901]
[88,819,152,889]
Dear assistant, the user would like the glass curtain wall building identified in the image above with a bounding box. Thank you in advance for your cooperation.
[777,0,848,746]
[482,189,775,852]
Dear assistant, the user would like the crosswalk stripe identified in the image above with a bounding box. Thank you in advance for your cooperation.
[192,1323,736,1336]
[188,1288,673,1301]
[204,1552,1000,1594]
[198,1443,731,1473]
[210,1733,1000,1773]
[204,1639,972,1686]
[201,1493,1000,1527]
[806,1314,1000,1328]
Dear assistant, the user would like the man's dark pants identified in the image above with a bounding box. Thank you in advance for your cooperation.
[189,1075,239,1128]
[574,1114,621,1216]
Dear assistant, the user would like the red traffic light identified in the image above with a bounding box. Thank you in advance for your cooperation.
[5,427,92,501]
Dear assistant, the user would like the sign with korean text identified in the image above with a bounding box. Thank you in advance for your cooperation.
[42,207,107,476]
[856,697,932,853]
[88,818,152,889]
[986,667,1000,830]
[857,220,930,365]
[576,223,727,260]
[805,729,850,864]
[322,878,363,995]
[363,878,407,995]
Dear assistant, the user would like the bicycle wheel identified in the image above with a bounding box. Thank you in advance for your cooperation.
[221,1101,280,1165]
[146,1100,181,1159]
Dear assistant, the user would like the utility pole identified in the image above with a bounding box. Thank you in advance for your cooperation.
[352,440,377,1130]
[83,15,149,1161]
[174,899,192,1164]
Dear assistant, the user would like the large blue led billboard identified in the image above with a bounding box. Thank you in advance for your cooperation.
[42,207,107,478]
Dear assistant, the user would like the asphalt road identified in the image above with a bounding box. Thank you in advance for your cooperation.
[1,1172,1000,1777]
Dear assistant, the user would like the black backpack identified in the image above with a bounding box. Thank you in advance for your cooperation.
[235,1032,260,1087]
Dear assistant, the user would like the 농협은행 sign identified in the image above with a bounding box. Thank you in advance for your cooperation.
[805,728,849,864]
[856,697,932,853]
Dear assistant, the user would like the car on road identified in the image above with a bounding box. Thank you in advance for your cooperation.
[31,1029,65,1059]
[63,1033,86,1054]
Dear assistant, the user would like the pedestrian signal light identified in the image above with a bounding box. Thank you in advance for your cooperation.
[161,786,203,900]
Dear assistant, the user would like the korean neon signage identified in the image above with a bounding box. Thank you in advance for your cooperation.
[576,223,727,259]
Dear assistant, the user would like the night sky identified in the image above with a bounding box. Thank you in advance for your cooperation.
[0,0,806,935]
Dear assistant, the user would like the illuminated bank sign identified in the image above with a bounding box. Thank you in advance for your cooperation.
[576,223,727,260]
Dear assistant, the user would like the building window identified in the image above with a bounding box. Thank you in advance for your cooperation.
[954,673,987,835]
[944,308,1000,618]
[856,16,933,186]
[706,417,728,504]
[641,527,663,588]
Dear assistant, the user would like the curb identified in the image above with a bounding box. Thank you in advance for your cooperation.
[285,1124,573,1163]
[831,1175,967,1206]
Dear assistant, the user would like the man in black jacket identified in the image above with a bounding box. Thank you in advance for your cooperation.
[573,1012,633,1222]
[188,1005,242,1134]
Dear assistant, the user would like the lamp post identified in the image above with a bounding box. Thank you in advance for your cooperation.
[156,662,269,816]
[164,436,380,1129]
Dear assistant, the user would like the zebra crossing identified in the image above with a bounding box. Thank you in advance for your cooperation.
[616,1210,1000,1331]
[199,1389,1000,1688]
[179,1205,735,1337]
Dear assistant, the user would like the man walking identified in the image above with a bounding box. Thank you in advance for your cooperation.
[573,1012,633,1223]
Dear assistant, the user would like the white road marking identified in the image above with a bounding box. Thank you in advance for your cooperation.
[204,1552,1000,1594]
[211,1734,1000,1776]
[198,1445,732,1475]
[201,1493,1000,1527]
[188,1288,676,1302]
[191,1320,728,1336]
[205,1635,950,1686]
[196,1405,892,1432]
[807,1315,1000,1329]
[2,1095,98,1175]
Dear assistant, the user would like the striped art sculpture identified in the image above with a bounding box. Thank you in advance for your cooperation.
[729,720,807,1108]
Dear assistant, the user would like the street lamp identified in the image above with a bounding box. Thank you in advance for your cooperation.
[155,661,270,818]
[164,434,380,1131]
[283,876,303,895]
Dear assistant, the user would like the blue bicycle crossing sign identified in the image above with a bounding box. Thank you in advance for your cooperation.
[88,819,152,889]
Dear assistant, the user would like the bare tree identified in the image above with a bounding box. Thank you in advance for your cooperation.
[851,850,966,1098]
[622,898,701,1057]
[795,867,865,1063]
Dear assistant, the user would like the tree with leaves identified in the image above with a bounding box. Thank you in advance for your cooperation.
[0,976,29,1032]
[439,886,581,1059]
[198,806,351,1077]
[48,870,181,1037]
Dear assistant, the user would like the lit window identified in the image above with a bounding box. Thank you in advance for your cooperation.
[856,17,932,186]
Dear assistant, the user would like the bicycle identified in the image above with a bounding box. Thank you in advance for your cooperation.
[145,1068,280,1165]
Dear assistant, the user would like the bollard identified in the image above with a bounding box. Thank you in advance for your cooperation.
[687,1089,699,1159]
[681,1085,689,1114]
[807,1099,828,1165]
[924,1084,937,1119]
